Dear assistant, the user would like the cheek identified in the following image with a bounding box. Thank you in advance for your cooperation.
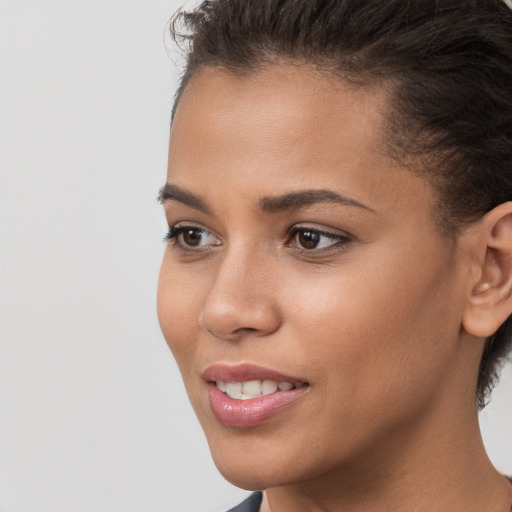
[157,256,205,369]
[281,243,461,413]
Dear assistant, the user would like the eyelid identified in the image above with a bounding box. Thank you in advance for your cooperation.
[286,224,353,251]
[164,222,221,249]
[165,221,205,237]
[288,224,352,239]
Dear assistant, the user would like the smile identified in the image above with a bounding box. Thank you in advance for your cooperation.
[216,380,307,400]
[203,364,310,427]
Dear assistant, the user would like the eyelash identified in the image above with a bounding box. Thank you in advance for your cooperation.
[286,226,352,253]
[164,224,352,254]
[164,225,219,250]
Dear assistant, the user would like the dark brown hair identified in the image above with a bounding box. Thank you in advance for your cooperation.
[169,0,512,409]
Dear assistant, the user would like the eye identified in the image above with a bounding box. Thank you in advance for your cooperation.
[165,225,220,249]
[287,226,351,251]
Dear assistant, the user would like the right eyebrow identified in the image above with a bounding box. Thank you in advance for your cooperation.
[158,183,212,214]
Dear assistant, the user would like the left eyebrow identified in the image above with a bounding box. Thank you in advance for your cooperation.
[259,189,375,213]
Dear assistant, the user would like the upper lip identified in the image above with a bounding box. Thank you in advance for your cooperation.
[202,363,308,384]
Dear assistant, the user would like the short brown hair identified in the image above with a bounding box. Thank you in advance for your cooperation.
[169,0,512,408]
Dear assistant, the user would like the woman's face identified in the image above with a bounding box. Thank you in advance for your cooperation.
[158,65,475,489]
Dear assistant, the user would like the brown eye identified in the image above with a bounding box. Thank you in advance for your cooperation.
[297,230,321,249]
[165,225,220,249]
[182,228,204,246]
[288,226,352,252]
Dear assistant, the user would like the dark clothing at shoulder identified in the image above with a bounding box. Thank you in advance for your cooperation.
[226,492,263,512]
[226,484,512,511]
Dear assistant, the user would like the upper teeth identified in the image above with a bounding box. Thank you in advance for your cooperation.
[216,380,298,400]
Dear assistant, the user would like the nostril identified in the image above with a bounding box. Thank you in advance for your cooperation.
[199,291,281,339]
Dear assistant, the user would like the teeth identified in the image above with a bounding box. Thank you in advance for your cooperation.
[225,382,243,399]
[261,380,278,395]
[216,379,300,399]
[242,380,261,395]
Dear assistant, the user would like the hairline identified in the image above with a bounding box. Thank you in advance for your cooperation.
[170,60,465,241]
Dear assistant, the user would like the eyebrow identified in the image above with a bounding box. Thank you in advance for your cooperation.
[158,183,211,214]
[158,184,374,214]
[259,189,375,213]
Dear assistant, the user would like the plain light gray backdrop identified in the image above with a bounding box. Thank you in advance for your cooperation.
[0,1,511,511]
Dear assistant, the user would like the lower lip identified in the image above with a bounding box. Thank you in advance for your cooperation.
[207,382,309,427]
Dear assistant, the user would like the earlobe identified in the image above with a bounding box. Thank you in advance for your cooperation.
[462,202,512,338]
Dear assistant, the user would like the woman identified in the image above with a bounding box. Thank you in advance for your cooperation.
[157,0,512,510]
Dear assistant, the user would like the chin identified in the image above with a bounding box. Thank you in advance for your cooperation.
[211,452,292,490]
[206,429,330,491]
[205,434,278,489]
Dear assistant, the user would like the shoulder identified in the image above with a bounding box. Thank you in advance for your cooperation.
[225,492,263,512]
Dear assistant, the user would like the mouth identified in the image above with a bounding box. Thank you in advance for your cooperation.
[215,379,308,400]
[202,364,310,427]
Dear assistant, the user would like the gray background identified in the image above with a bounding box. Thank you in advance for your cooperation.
[1,1,511,511]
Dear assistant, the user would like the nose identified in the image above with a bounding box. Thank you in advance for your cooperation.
[199,247,281,341]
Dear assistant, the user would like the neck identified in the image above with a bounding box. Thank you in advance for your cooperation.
[263,403,512,512]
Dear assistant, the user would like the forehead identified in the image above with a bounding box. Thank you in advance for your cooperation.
[171,65,388,171]
[168,65,435,222]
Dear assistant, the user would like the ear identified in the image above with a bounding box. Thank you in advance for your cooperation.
[463,202,512,338]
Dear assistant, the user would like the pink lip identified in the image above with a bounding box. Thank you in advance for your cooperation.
[202,363,307,384]
[203,363,310,428]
